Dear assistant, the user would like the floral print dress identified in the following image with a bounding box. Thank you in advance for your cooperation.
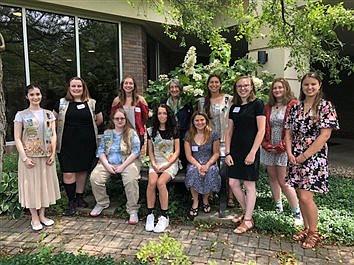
[284,99,339,193]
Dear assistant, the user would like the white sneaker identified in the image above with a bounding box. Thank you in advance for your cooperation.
[128,212,139,225]
[145,214,155,232]
[90,204,108,217]
[294,212,304,226]
[153,216,169,233]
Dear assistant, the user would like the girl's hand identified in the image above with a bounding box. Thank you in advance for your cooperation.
[104,163,116,174]
[151,162,160,173]
[114,165,125,174]
[46,154,55,165]
[244,152,255,165]
[225,155,234,166]
[288,154,298,165]
[295,154,306,164]
[25,158,36,169]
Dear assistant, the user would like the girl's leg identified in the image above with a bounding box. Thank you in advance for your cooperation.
[297,190,317,231]
[156,173,171,211]
[229,178,246,210]
[191,188,199,209]
[267,165,282,212]
[276,166,299,209]
[147,172,158,209]
[243,180,257,220]
[29,208,40,225]
[38,207,54,226]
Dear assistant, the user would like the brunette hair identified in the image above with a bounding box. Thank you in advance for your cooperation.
[268,78,296,106]
[299,72,323,117]
[232,76,256,105]
[186,111,212,145]
[25,83,42,96]
[64,77,91,102]
[119,74,139,106]
[204,74,222,118]
[150,104,177,140]
[110,108,134,153]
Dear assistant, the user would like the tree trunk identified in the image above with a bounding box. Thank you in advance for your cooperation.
[0,33,6,174]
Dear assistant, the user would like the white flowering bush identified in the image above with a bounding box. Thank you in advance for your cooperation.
[145,46,275,109]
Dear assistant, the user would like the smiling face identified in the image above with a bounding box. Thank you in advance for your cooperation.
[122,77,135,94]
[301,77,321,98]
[193,114,207,131]
[157,106,168,125]
[26,87,42,107]
[272,81,285,101]
[208,76,221,94]
[169,82,181,98]
[235,78,252,101]
[69,79,83,99]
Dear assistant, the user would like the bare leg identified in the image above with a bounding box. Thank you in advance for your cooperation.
[156,173,171,210]
[191,188,199,209]
[229,178,246,210]
[297,190,317,231]
[267,165,282,203]
[147,172,158,209]
[276,166,299,209]
[243,180,256,220]
[29,208,40,225]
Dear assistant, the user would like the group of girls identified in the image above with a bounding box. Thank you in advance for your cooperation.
[15,72,339,249]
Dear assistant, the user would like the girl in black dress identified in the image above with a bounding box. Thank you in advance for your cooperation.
[225,76,265,234]
[54,77,103,215]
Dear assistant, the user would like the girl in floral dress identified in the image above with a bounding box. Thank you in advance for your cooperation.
[284,72,339,249]
[184,112,221,218]
[145,104,180,233]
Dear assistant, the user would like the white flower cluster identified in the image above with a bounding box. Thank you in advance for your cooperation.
[252,76,263,90]
[158,74,169,81]
[192,73,202,81]
[193,88,204,97]
[182,46,197,76]
[183,85,193,93]
[204,59,221,70]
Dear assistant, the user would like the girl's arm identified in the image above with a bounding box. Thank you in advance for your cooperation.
[95,112,103,126]
[205,139,220,168]
[295,128,332,164]
[14,122,34,168]
[147,138,158,171]
[245,115,265,164]
[224,119,234,166]
[184,140,201,168]
[284,128,296,164]
[47,119,57,165]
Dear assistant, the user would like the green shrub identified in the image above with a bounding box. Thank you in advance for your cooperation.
[136,233,191,265]
[0,247,146,265]
[0,171,23,219]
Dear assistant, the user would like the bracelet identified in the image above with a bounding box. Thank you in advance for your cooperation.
[302,153,307,160]
[225,153,230,157]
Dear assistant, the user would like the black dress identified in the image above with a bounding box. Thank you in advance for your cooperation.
[54,101,100,172]
[227,99,265,181]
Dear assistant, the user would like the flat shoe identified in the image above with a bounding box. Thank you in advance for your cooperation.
[233,219,254,234]
[31,221,43,231]
[41,218,54,226]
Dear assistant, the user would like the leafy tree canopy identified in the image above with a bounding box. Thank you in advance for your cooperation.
[132,0,354,82]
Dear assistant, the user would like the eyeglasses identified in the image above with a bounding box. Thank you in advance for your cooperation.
[236,84,251,89]
[113,117,126,121]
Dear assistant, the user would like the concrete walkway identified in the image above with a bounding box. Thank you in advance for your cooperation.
[0,215,353,264]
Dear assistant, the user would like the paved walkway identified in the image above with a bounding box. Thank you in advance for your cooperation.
[0,215,353,264]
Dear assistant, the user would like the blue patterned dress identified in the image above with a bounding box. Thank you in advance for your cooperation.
[284,99,339,193]
[184,131,221,194]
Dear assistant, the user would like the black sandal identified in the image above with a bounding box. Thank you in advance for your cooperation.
[202,204,211,213]
[189,207,199,218]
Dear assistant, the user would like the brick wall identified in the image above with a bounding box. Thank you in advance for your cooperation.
[121,22,147,95]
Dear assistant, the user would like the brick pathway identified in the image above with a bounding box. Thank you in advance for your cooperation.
[0,215,353,264]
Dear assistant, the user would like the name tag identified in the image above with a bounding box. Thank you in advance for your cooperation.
[77,104,85,110]
[135,107,141,112]
[192,145,198,152]
[233,107,240,113]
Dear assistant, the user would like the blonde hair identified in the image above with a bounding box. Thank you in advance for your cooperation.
[232,76,256,105]
[110,108,134,153]
[268,78,296,106]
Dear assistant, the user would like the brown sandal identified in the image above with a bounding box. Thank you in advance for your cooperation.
[231,213,244,223]
[293,228,309,241]
[233,218,254,234]
[302,231,320,249]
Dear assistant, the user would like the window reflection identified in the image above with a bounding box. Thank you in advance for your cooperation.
[27,9,75,111]
[0,5,25,141]
[79,18,120,130]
